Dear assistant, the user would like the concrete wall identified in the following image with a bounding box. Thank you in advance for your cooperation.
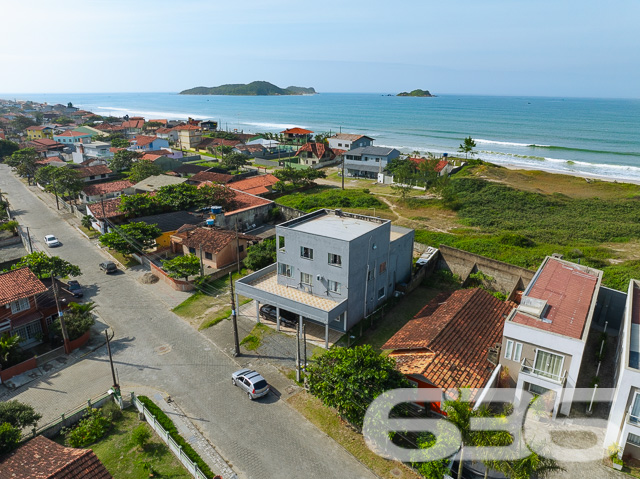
[438,245,535,297]
[217,202,273,232]
[277,205,306,221]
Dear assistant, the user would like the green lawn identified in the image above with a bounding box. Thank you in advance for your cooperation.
[77,409,190,478]
[240,323,273,350]
[276,186,387,213]
[107,249,140,268]
[78,225,100,239]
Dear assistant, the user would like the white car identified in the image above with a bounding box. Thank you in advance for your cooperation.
[44,235,61,247]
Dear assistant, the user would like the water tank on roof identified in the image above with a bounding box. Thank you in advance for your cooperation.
[443,153,448,158]
[210,206,223,215]
[205,219,215,226]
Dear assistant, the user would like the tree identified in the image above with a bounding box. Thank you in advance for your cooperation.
[458,136,476,159]
[52,302,95,341]
[12,252,81,279]
[442,393,484,479]
[35,166,83,203]
[196,184,237,211]
[214,144,233,159]
[412,432,455,479]
[221,152,250,172]
[119,193,162,218]
[53,116,73,125]
[10,116,36,131]
[298,168,326,185]
[243,238,276,271]
[99,222,162,255]
[163,254,201,282]
[0,333,22,369]
[491,445,563,479]
[81,215,93,229]
[6,148,39,185]
[307,344,410,428]
[417,158,440,190]
[0,400,42,429]
[110,137,130,148]
[144,121,163,131]
[155,183,200,210]
[128,161,163,183]
[0,423,21,455]
[109,149,141,171]
[0,139,20,161]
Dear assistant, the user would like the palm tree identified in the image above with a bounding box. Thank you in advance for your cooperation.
[0,333,21,368]
[493,445,563,479]
[442,392,481,479]
[458,136,476,159]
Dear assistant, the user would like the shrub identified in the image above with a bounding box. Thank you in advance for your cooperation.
[0,423,21,455]
[0,220,18,234]
[137,396,215,478]
[131,423,152,450]
[64,407,110,447]
[101,401,122,422]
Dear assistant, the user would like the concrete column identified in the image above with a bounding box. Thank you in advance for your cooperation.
[325,323,329,349]
[276,306,281,331]
[255,301,260,324]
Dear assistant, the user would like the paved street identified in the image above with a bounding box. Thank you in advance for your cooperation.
[0,165,376,479]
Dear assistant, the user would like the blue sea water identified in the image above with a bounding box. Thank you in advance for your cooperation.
[8,92,640,181]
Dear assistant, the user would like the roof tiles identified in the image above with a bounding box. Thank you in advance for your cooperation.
[0,267,48,306]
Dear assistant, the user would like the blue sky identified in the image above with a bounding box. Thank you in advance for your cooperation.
[2,0,639,97]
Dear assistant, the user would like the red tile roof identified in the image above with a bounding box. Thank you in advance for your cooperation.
[332,148,347,157]
[87,196,123,219]
[408,157,449,172]
[229,174,278,196]
[0,267,48,306]
[282,127,313,135]
[190,171,234,184]
[511,258,600,339]
[0,435,112,479]
[130,135,158,148]
[227,188,273,215]
[156,127,174,134]
[149,119,168,125]
[295,142,334,161]
[172,227,256,254]
[122,119,144,129]
[36,156,65,165]
[76,165,113,178]
[56,130,88,137]
[174,124,201,131]
[434,160,449,172]
[82,180,133,196]
[383,289,514,390]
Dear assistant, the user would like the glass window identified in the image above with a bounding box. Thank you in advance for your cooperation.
[279,236,285,250]
[513,343,523,362]
[629,432,640,446]
[368,270,374,281]
[205,252,212,260]
[239,245,244,252]
[328,280,341,293]
[379,262,386,274]
[328,253,342,266]
[300,246,313,259]
[278,263,292,278]
[534,350,564,380]
[378,287,385,299]
[10,297,30,314]
[504,339,514,360]
[301,272,312,285]
[631,393,640,424]
[188,247,196,254]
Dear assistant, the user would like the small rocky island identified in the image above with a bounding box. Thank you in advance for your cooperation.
[180,81,316,96]
[397,89,435,97]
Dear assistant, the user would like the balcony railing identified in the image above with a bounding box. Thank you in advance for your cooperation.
[627,411,640,426]
[520,358,566,385]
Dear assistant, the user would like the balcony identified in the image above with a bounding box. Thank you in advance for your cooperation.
[520,358,566,385]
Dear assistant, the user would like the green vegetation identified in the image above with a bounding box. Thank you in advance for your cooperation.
[180,81,316,96]
[239,323,273,350]
[162,254,201,282]
[52,302,95,341]
[244,238,276,271]
[99,222,162,256]
[64,407,111,447]
[397,89,434,97]
[136,395,215,478]
[199,298,251,330]
[12,252,81,278]
[0,400,41,454]
[84,408,190,479]
[276,187,386,213]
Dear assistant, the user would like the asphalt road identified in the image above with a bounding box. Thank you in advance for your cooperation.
[0,164,376,479]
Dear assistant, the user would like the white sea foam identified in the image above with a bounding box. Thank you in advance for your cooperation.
[92,105,192,120]
[243,121,303,130]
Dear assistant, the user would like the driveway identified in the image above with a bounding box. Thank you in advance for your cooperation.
[0,165,376,479]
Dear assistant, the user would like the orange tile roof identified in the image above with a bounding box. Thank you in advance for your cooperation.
[190,171,234,184]
[174,124,201,131]
[0,267,48,306]
[295,142,334,160]
[228,188,273,215]
[511,258,600,339]
[76,165,113,178]
[130,135,158,147]
[282,127,313,135]
[172,227,257,254]
[149,119,167,125]
[87,196,123,219]
[122,119,144,129]
[0,435,112,478]
[229,174,278,194]
[82,180,133,196]
[57,130,88,137]
[383,289,514,390]
[156,127,174,134]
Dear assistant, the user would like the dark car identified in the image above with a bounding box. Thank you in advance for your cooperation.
[99,261,118,274]
[67,280,83,297]
[259,304,299,328]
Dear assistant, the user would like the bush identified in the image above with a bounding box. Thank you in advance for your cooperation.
[0,220,18,234]
[137,396,215,478]
[64,407,110,447]
[101,401,123,422]
[0,423,21,455]
[244,238,276,271]
[276,187,385,213]
[131,423,152,450]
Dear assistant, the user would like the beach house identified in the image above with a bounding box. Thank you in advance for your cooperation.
[344,146,401,179]
[328,133,374,151]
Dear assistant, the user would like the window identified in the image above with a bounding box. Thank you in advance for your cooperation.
[338,143,342,147]
[328,280,341,293]
[300,246,313,259]
[328,253,342,266]
[368,270,374,281]
[379,262,386,274]
[533,350,564,380]
[513,342,523,362]
[239,245,244,252]
[378,287,385,299]
[504,339,514,360]
[631,393,640,424]
[278,263,292,278]
[205,252,212,260]
[10,297,30,314]
[301,272,312,285]
[279,236,285,250]
[188,247,196,254]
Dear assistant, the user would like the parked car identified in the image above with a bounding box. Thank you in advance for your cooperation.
[66,280,83,298]
[231,369,270,400]
[44,234,61,247]
[259,304,299,328]
[99,261,118,274]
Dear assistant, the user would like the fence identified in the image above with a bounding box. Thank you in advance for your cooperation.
[131,393,211,479]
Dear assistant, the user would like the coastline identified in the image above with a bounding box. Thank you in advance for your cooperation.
[498,161,640,186]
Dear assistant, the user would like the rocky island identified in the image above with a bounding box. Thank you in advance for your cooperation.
[180,81,316,96]
[397,89,435,97]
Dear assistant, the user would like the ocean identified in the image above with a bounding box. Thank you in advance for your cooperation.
[8,92,640,182]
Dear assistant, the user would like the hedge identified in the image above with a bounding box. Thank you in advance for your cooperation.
[137,395,215,479]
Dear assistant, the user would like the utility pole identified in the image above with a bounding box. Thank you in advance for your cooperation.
[303,322,307,370]
[341,157,345,190]
[229,274,240,356]
[234,217,241,274]
[25,226,33,253]
[51,272,70,353]
[105,329,120,395]
[52,175,59,210]
[199,245,204,276]
[296,318,301,382]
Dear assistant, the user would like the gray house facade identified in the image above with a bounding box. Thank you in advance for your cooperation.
[344,146,401,179]
[235,209,414,347]
[328,133,375,151]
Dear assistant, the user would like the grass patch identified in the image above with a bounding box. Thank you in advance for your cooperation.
[240,323,273,351]
[77,409,191,478]
[78,225,100,238]
[287,391,421,479]
[276,186,387,213]
[107,249,140,268]
[199,298,252,330]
